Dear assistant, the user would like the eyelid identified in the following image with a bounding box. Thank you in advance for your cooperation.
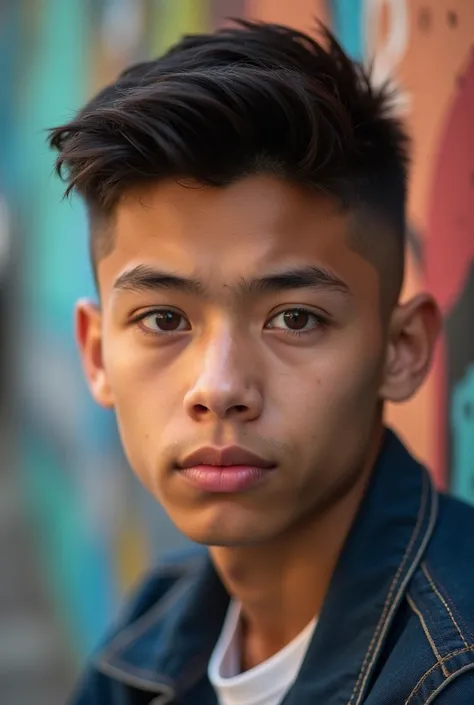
[129,305,187,322]
[130,307,191,334]
[267,301,330,316]
[266,306,328,324]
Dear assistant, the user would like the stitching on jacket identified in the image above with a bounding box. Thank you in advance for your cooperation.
[411,577,450,660]
[421,562,469,650]
[436,574,474,643]
[422,662,474,705]
[406,593,449,678]
[355,476,439,705]
[97,659,175,695]
[421,561,474,646]
[347,473,429,705]
[405,645,474,704]
[97,575,194,679]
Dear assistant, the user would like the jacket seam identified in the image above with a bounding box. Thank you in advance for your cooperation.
[421,562,472,647]
[348,471,434,705]
[96,567,197,679]
[406,593,449,677]
[97,660,175,695]
[150,695,175,705]
[405,645,474,704]
[422,662,474,705]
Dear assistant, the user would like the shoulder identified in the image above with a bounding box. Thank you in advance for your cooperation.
[404,493,474,703]
[432,491,474,542]
[424,492,474,640]
[67,545,207,704]
[425,492,474,611]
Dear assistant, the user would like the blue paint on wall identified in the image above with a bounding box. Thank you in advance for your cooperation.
[331,0,365,60]
[451,364,474,506]
[15,0,119,655]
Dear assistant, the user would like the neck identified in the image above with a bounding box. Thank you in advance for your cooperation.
[209,427,384,669]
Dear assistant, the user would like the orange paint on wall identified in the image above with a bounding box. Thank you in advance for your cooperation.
[367,0,474,472]
[245,0,331,32]
[399,1,474,236]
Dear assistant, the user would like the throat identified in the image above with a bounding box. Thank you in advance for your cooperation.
[209,525,332,672]
[238,608,317,672]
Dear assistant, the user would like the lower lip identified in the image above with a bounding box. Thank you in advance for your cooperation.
[179,465,274,493]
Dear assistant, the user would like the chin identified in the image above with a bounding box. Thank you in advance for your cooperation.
[169,504,283,548]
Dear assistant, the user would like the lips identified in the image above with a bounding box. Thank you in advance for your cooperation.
[180,446,274,470]
[178,446,276,493]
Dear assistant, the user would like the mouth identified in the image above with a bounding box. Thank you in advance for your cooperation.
[177,446,276,493]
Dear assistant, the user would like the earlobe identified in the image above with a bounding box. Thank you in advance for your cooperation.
[379,293,441,404]
[75,299,115,408]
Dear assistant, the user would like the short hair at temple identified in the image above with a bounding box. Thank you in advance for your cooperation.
[48,20,410,297]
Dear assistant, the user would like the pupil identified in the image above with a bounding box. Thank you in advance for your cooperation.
[284,310,309,330]
[156,311,180,331]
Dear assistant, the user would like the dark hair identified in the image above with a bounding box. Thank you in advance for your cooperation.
[49,19,409,268]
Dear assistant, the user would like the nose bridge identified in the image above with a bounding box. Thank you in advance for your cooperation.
[184,318,262,419]
[197,318,250,394]
[205,317,241,374]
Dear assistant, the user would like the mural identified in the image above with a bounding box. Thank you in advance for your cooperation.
[7,0,473,660]
[362,0,474,496]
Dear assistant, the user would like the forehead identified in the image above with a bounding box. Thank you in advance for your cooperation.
[98,176,379,299]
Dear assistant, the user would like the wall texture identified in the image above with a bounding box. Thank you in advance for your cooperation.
[2,0,473,660]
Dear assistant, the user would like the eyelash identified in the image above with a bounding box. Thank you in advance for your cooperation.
[266,310,328,337]
[131,308,328,338]
[130,308,188,337]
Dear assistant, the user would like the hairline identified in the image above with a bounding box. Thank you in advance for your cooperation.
[87,177,404,312]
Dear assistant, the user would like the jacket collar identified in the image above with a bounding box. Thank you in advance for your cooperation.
[96,429,437,703]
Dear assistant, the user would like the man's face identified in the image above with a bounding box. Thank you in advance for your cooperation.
[78,176,396,545]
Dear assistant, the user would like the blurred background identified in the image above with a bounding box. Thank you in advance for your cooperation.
[0,0,473,703]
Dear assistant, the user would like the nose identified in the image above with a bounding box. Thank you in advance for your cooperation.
[183,326,263,423]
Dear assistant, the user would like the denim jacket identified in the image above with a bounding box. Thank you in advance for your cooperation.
[69,430,474,704]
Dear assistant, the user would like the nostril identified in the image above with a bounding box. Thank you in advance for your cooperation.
[194,404,208,414]
[235,405,248,413]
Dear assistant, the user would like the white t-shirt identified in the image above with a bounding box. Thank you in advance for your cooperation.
[208,601,317,705]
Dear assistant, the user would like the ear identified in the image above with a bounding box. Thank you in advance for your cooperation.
[379,293,442,404]
[75,299,115,408]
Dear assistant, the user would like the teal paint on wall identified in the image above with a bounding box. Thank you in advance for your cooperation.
[16,0,116,656]
[16,0,95,330]
[331,0,365,60]
[451,364,474,506]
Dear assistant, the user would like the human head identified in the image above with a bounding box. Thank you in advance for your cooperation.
[49,21,440,546]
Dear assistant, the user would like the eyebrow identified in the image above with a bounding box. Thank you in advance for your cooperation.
[114,265,204,296]
[113,264,350,297]
[243,266,350,296]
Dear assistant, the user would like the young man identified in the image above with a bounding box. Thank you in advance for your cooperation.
[49,20,474,705]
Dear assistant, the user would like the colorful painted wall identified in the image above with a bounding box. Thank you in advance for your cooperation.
[5,0,473,660]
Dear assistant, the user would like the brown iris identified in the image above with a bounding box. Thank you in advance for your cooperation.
[282,310,310,330]
[153,311,184,331]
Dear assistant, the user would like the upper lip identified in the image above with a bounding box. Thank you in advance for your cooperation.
[179,446,275,469]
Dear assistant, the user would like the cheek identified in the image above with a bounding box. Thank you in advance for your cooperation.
[324,344,383,409]
[104,333,175,407]
[102,340,174,470]
[271,330,384,432]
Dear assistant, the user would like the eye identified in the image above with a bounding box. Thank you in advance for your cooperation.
[266,308,326,334]
[135,309,190,334]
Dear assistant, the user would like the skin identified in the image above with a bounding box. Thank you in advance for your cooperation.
[76,174,440,668]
